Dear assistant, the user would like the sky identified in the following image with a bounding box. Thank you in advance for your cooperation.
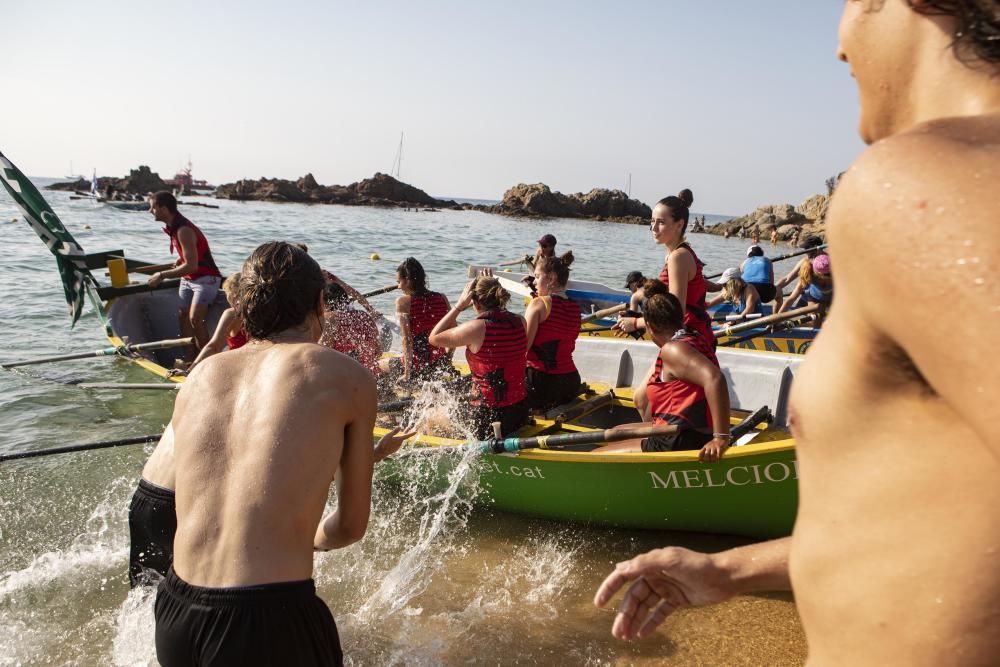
[0,1,865,215]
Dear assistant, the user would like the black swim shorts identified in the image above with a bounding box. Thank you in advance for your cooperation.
[748,282,777,303]
[468,400,529,440]
[128,478,176,588]
[155,568,343,667]
[641,429,713,453]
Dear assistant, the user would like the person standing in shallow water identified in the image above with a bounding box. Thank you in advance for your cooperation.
[146,191,223,360]
[595,3,1000,664]
[152,242,413,665]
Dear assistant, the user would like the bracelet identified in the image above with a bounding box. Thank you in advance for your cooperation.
[712,433,732,439]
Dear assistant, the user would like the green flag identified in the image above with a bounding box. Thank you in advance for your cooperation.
[0,151,92,325]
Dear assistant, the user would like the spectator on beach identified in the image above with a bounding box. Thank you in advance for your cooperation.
[429,271,528,439]
[151,242,413,664]
[707,267,761,321]
[613,188,715,346]
[596,5,1000,664]
[147,191,223,361]
[770,229,779,244]
[382,257,455,387]
[171,273,246,376]
[524,252,582,411]
[740,245,781,310]
[594,291,729,459]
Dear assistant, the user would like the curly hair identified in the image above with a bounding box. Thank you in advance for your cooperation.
[238,242,325,340]
[907,0,1000,66]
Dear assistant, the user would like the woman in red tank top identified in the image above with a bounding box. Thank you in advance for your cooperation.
[613,189,716,346]
[524,251,582,410]
[176,273,247,376]
[429,271,528,439]
[382,257,455,386]
[596,292,732,461]
[319,279,383,380]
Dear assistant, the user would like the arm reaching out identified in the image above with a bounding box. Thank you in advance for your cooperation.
[594,538,792,640]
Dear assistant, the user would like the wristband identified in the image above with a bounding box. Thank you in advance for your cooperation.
[712,433,732,439]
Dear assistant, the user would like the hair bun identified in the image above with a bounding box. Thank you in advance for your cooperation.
[677,188,694,208]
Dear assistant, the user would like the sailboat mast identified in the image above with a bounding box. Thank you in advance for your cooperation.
[394,132,404,179]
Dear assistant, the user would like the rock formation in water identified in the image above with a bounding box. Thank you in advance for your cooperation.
[708,193,829,243]
[478,183,651,223]
[214,172,461,209]
[47,165,168,196]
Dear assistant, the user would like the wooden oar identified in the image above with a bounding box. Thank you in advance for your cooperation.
[0,433,163,463]
[717,314,818,348]
[581,303,627,324]
[706,244,827,280]
[362,284,398,298]
[1,337,195,369]
[545,390,614,423]
[79,382,180,390]
[472,423,678,454]
[714,304,820,338]
[497,256,529,267]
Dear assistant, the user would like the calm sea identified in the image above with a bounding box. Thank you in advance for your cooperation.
[0,179,803,665]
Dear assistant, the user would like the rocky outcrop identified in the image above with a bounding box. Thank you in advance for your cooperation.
[708,194,829,243]
[47,165,167,195]
[479,183,650,223]
[214,172,461,209]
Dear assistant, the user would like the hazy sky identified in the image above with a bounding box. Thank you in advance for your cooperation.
[1,1,864,215]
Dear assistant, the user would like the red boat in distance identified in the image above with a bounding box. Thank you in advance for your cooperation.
[163,159,214,194]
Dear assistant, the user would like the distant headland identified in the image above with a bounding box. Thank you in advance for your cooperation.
[47,166,827,242]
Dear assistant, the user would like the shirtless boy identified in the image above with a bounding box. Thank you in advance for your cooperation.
[596,3,1000,664]
[151,242,412,665]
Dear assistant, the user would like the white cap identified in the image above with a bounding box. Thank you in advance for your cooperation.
[721,267,742,283]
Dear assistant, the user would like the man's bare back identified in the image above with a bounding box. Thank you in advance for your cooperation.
[170,336,377,587]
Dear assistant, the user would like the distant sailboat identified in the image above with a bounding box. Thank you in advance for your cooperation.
[90,169,98,198]
[65,161,84,180]
[389,132,403,180]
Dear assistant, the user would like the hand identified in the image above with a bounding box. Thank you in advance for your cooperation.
[612,316,636,337]
[594,547,734,641]
[148,271,164,288]
[166,368,188,378]
[457,280,476,311]
[698,437,730,463]
[374,426,417,461]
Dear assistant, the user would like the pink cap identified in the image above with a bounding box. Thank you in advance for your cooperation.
[811,254,831,275]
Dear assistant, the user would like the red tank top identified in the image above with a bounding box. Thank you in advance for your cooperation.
[658,244,714,346]
[163,213,222,280]
[226,330,248,350]
[645,329,718,431]
[408,291,449,370]
[322,309,381,375]
[465,309,527,408]
[527,295,580,374]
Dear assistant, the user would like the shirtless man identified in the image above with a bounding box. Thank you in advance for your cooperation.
[151,242,413,665]
[595,3,1000,664]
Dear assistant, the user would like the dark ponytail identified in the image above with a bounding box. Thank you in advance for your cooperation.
[656,188,694,238]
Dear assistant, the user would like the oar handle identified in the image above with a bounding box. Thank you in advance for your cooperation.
[715,303,820,338]
[0,433,163,463]
[1,348,113,368]
[497,257,529,267]
[79,383,180,390]
[361,284,398,298]
[581,303,626,324]
[125,337,194,352]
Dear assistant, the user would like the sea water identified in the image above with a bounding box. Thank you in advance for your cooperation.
[0,181,804,665]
